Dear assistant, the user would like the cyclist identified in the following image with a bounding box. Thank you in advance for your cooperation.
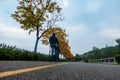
[49,33,60,61]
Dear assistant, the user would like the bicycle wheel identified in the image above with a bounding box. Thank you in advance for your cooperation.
[49,50,52,61]
[49,49,56,62]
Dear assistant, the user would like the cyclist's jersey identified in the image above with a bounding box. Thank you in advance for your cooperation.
[49,35,59,45]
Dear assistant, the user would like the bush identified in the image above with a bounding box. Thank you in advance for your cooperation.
[115,55,120,64]
[0,43,49,61]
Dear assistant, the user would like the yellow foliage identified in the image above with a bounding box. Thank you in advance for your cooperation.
[12,0,62,33]
[42,27,73,59]
[59,39,73,59]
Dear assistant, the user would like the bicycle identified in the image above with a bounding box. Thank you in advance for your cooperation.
[49,47,60,62]
[49,48,56,62]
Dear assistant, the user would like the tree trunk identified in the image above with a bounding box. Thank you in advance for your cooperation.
[34,27,40,53]
[34,37,39,53]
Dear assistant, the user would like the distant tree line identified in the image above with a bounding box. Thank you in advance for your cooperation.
[0,43,49,61]
[1,38,120,62]
[73,39,120,63]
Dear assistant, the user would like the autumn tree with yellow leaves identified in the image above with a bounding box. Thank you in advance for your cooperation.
[42,27,73,59]
[12,0,62,53]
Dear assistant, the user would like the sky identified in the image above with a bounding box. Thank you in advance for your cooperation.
[0,0,120,55]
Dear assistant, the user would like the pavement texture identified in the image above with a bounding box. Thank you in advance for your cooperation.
[0,61,120,80]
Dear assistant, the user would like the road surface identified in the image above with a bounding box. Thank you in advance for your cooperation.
[0,61,120,80]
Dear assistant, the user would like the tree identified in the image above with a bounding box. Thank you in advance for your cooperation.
[102,46,116,58]
[116,38,120,46]
[74,54,82,61]
[92,47,103,59]
[41,27,67,45]
[41,27,73,59]
[59,39,73,59]
[115,38,120,55]
[12,0,62,53]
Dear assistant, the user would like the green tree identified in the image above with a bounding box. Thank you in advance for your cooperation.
[116,38,120,45]
[12,0,62,53]
[115,38,120,55]
[102,46,116,58]
[74,54,82,61]
[93,47,103,59]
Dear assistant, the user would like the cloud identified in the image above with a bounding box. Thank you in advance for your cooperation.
[100,28,120,39]
[86,1,102,13]
[64,24,89,54]
[66,24,87,35]
[0,22,40,52]
[0,22,50,53]
[63,0,69,8]
[0,22,33,39]
[56,0,69,8]
[99,15,120,39]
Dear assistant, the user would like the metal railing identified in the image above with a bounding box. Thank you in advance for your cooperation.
[88,57,117,64]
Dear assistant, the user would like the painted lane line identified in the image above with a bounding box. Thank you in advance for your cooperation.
[0,63,66,78]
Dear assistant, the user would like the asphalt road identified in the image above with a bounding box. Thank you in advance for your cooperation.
[0,61,120,80]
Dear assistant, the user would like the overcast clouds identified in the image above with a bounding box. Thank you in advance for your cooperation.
[0,0,120,55]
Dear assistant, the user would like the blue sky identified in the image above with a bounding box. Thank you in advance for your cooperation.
[0,0,120,55]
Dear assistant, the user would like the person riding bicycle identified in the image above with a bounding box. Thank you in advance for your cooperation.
[49,33,60,61]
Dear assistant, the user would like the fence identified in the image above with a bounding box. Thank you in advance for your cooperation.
[88,57,117,64]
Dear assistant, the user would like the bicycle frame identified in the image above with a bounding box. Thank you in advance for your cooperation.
[49,48,55,61]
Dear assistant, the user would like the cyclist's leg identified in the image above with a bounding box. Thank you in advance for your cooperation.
[49,48,55,61]
[55,46,60,61]
[49,50,52,61]
[50,44,59,61]
[50,44,53,61]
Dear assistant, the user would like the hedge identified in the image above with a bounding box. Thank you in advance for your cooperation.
[0,43,49,61]
[115,55,120,64]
